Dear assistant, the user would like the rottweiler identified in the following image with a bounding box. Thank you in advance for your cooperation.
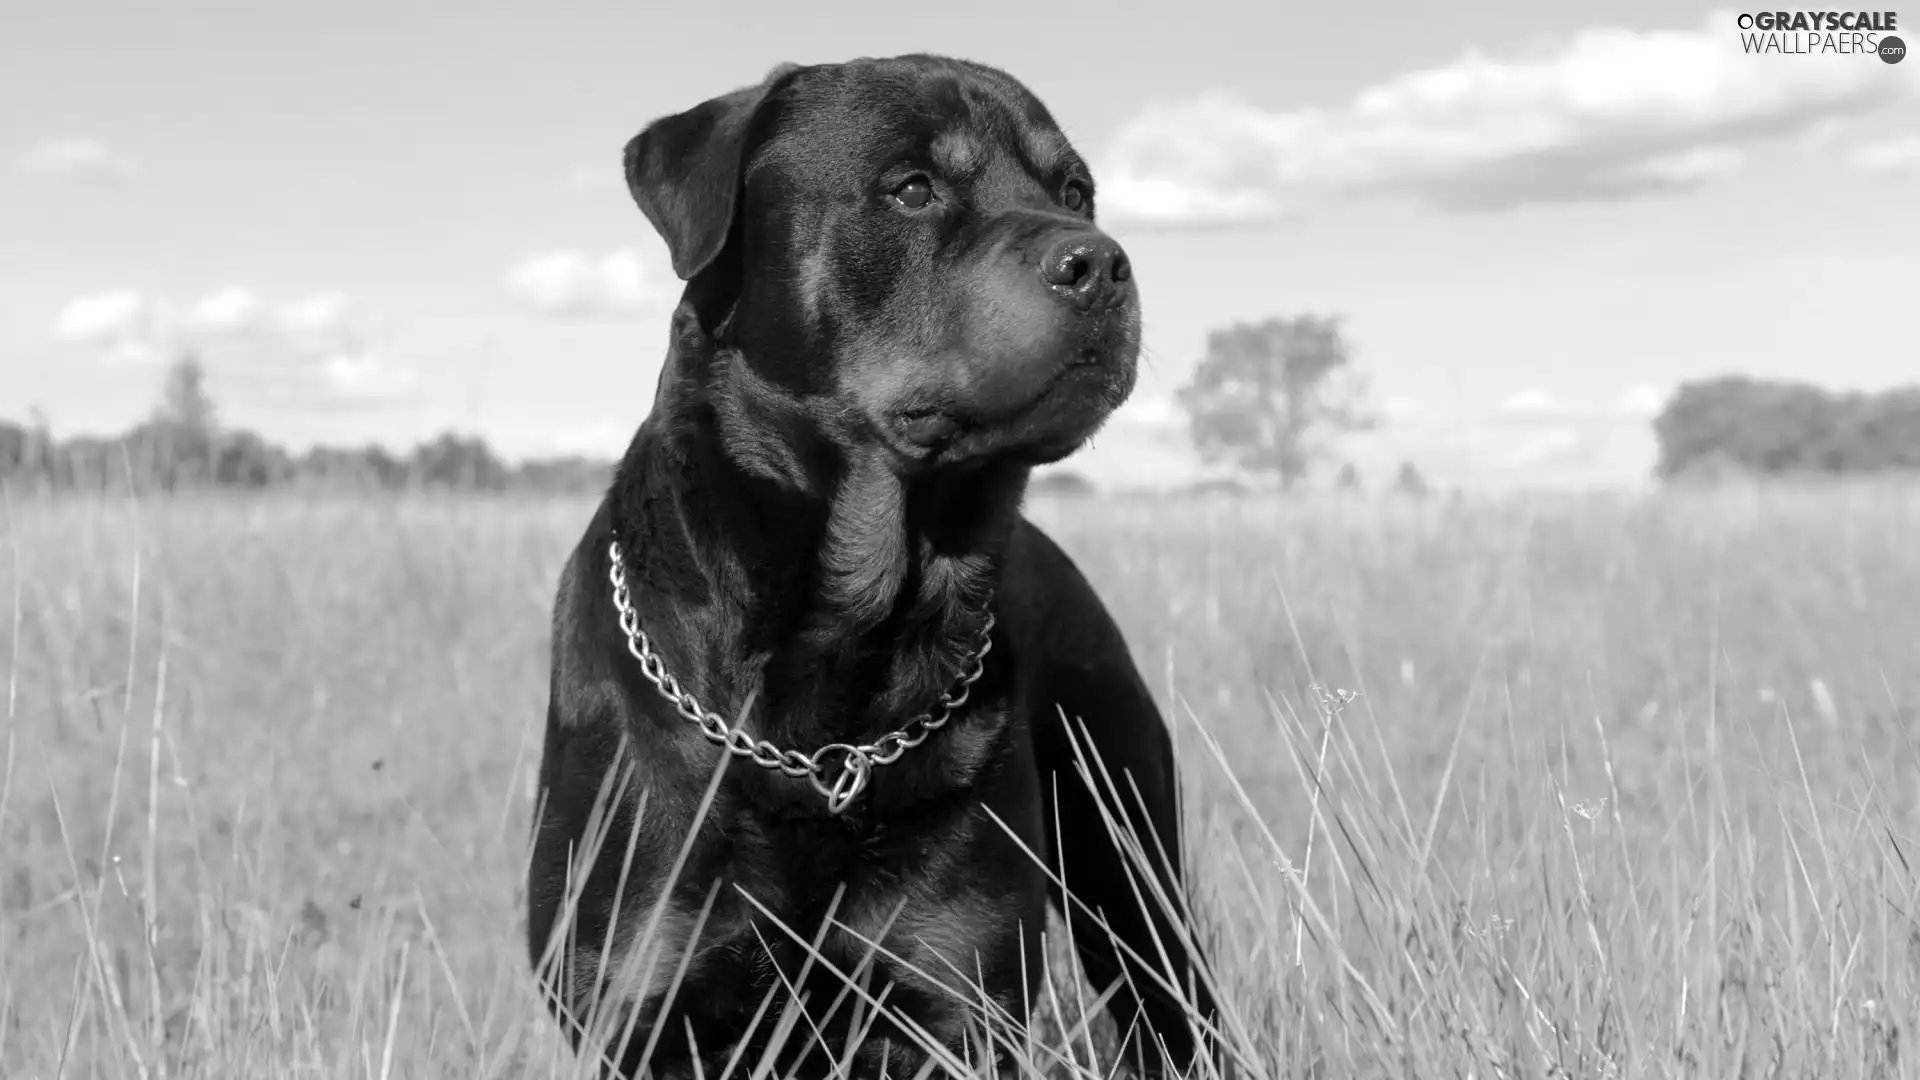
[527,54,1223,1079]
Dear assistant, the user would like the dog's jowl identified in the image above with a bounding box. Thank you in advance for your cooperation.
[526,54,1222,1079]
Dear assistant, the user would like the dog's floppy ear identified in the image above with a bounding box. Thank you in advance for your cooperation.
[624,64,799,282]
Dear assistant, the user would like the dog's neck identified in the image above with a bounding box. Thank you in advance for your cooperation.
[605,307,1027,751]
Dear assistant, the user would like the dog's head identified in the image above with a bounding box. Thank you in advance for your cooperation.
[624,55,1138,472]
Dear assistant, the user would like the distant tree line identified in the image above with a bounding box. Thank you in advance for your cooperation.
[24,349,1900,501]
[1172,312,1920,492]
[0,356,615,495]
[1653,375,1920,481]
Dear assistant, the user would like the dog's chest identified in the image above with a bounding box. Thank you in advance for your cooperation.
[727,713,1014,909]
[865,700,1011,804]
[696,796,1039,1033]
[646,710,1042,1044]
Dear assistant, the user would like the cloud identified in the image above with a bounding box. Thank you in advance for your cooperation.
[1379,395,1422,421]
[53,291,158,345]
[1498,389,1567,418]
[49,288,420,409]
[1116,392,1186,432]
[1848,133,1920,173]
[316,353,422,403]
[1616,382,1669,417]
[1488,425,1584,469]
[506,248,671,318]
[1345,381,1668,487]
[184,289,365,358]
[1409,416,1653,483]
[15,138,140,183]
[190,287,264,334]
[51,291,173,364]
[1100,9,1919,225]
[278,291,353,335]
[1487,383,1672,426]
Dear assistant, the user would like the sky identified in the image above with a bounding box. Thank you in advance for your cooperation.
[3,0,1916,492]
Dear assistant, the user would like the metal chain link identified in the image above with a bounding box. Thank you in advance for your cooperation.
[606,539,994,814]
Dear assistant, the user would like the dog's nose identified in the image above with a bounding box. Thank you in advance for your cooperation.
[1039,233,1131,307]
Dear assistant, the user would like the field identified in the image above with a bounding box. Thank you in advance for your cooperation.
[5,481,1920,1079]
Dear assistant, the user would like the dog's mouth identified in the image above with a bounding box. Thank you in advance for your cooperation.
[896,405,965,448]
[890,352,1119,455]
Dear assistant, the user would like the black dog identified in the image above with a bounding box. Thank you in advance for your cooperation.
[527,54,1221,1078]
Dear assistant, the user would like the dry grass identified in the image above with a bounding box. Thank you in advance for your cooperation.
[5,479,1920,1078]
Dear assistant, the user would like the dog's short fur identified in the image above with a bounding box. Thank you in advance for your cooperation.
[526,54,1221,1078]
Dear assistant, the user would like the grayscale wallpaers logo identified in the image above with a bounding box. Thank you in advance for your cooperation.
[1736,10,1904,59]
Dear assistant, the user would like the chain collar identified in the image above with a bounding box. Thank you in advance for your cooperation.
[606,539,995,815]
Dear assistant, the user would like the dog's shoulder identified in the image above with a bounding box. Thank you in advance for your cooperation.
[546,499,623,722]
[1000,514,1129,668]
[1003,513,1099,600]
[547,487,693,711]
[551,496,613,645]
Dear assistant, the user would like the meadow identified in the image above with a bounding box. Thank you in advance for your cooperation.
[4,479,1920,1079]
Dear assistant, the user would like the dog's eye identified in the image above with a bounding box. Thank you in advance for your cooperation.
[1062,181,1089,212]
[892,176,935,210]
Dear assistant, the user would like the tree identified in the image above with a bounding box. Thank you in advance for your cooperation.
[0,421,23,478]
[1334,462,1361,492]
[1176,314,1373,490]
[1028,469,1098,498]
[1392,460,1429,498]
[158,352,218,434]
[141,352,220,488]
[412,431,508,490]
[1650,375,1920,480]
[25,407,53,482]
[214,430,291,487]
